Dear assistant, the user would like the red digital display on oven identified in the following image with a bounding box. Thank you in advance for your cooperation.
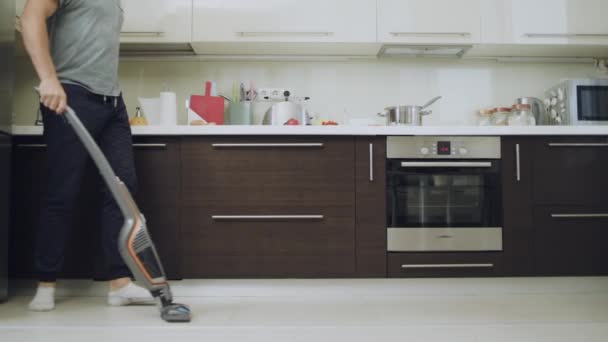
[437,141,451,155]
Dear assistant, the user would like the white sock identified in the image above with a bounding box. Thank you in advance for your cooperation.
[108,282,155,306]
[28,286,56,312]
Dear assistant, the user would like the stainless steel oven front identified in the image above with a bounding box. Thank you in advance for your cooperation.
[386,137,503,252]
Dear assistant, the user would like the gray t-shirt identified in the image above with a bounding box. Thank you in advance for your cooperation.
[48,0,123,96]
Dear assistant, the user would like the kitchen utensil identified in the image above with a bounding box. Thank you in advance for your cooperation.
[421,96,443,110]
[189,81,225,125]
[239,83,246,102]
[378,96,442,126]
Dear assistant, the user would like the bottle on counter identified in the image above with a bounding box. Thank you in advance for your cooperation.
[491,107,511,126]
[508,104,536,126]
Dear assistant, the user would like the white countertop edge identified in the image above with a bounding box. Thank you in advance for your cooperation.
[10,125,608,136]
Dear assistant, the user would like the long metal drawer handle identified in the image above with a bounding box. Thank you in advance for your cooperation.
[212,215,324,221]
[524,33,608,39]
[369,143,374,182]
[212,143,324,148]
[400,162,493,168]
[16,144,47,148]
[236,31,334,38]
[548,143,608,147]
[133,143,168,148]
[516,143,521,182]
[390,32,471,38]
[401,264,494,269]
[552,214,608,219]
[121,31,165,37]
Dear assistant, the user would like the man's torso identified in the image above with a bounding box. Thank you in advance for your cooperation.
[48,0,124,96]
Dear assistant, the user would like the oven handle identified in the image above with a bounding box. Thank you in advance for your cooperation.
[400,161,493,168]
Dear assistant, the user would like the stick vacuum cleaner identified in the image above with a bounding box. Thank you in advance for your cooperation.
[40,93,191,322]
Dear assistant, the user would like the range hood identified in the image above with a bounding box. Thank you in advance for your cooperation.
[379,45,471,58]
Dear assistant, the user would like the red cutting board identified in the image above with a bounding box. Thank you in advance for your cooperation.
[190,82,224,125]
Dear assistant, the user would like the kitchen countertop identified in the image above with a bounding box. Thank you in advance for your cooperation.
[10,125,608,136]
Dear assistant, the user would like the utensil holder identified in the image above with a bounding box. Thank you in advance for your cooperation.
[229,101,253,125]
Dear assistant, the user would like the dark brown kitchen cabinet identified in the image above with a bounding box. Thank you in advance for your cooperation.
[121,137,181,279]
[10,137,98,279]
[354,137,386,277]
[501,137,534,276]
[502,136,608,277]
[532,206,608,276]
[531,137,608,208]
[179,136,356,278]
[9,136,181,280]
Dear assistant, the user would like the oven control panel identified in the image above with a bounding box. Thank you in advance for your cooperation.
[387,136,501,159]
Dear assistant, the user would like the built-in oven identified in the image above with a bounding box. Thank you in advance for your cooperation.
[386,137,502,252]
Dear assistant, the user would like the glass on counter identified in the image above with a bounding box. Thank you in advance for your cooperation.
[476,109,495,126]
[508,104,536,126]
[491,107,511,126]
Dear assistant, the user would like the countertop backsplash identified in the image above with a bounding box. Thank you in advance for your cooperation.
[12,57,600,126]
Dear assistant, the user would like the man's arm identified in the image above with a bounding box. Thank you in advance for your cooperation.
[21,0,67,114]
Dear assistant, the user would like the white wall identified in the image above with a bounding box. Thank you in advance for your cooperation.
[12,57,602,126]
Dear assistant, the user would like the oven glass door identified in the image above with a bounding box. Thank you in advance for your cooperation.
[387,160,502,228]
[577,86,608,122]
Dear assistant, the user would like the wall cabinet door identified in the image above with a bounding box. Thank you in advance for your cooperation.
[120,0,192,43]
[378,0,482,44]
[509,0,608,45]
[192,0,377,43]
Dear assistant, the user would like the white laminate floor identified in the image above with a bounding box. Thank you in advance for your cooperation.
[1,278,608,342]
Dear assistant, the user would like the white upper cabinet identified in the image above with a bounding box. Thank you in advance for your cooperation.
[487,0,608,45]
[120,0,192,43]
[377,0,482,44]
[192,0,377,43]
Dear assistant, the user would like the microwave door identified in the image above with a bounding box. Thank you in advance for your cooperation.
[577,86,608,124]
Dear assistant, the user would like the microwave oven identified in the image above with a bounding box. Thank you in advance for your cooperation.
[544,79,608,125]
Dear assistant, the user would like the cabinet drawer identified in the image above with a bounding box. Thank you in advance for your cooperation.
[181,206,355,277]
[532,137,608,206]
[181,137,355,207]
[533,206,608,276]
[388,252,504,278]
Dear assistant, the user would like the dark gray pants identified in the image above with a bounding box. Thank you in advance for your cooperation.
[36,84,137,282]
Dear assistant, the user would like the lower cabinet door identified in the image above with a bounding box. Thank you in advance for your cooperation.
[181,206,356,278]
[388,253,505,278]
[533,206,608,276]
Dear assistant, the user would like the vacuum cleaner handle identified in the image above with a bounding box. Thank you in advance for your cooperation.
[62,105,141,222]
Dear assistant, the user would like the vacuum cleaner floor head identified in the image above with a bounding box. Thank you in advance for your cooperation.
[161,303,192,323]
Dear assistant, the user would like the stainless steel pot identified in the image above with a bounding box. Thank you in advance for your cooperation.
[263,101,313,126]
[378,96,442,126]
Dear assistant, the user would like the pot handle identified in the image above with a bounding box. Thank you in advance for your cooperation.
[420,110,432,116]
[377,111,388,117]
